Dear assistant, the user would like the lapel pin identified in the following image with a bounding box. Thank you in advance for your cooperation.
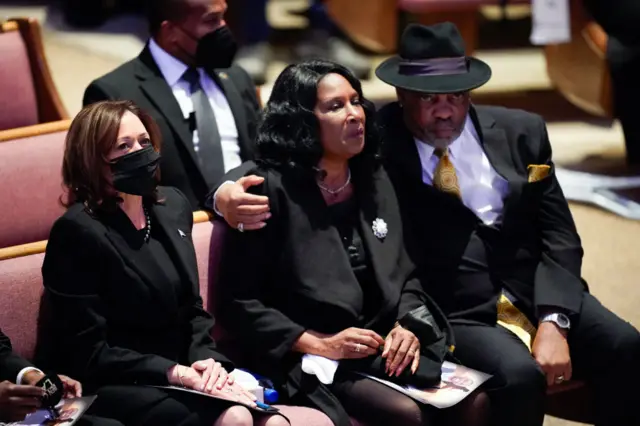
[178,229,186,238]
[371,218,388,240]
[218,71,228,80]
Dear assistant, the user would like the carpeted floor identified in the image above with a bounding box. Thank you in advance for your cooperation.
[1,2,638,425]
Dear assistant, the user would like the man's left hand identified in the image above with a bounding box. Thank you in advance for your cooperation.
[532,322,572,387]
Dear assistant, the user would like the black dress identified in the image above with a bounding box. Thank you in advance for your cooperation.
[84,210,236,426]
[38,188,268,426]
[324,198,433,426]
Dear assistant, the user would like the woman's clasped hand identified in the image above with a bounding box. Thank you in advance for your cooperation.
[167,361,257,407]
[319,325,421,376]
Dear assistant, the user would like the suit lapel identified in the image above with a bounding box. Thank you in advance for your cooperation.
[135,47,209,185]
[101,208,176,309]
[471,106,526,232]
[151,201,199,292]
[210,69,253,160]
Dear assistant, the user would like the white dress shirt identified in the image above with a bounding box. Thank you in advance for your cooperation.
[414,115,509,225]
[148,38,242,173]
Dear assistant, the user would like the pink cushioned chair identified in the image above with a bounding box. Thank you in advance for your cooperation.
[191,214,338,425]
[0,18,67,131]
[0,121,70,249]
[0,248,46,361]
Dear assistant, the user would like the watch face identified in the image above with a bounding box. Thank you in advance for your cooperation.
[557,314,570,328]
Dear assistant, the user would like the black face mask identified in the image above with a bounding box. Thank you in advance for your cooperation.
[110,145,160,197]
[179,25,238,70]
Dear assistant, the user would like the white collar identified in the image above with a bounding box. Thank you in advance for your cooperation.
[148,38,193,87]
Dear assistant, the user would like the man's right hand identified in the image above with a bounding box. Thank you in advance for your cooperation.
[215,175,271,231]
[0,380,44,422]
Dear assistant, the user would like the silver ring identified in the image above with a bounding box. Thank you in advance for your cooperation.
[355,343,361,353]
[237,222,244,232]
[555,375,565,384]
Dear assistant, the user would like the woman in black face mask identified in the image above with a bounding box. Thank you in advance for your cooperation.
[38,101,293,426]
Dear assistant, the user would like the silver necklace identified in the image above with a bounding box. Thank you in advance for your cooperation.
[142,205,151,243]
[317,169,352,195]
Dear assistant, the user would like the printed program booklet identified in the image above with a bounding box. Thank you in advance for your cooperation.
[5,395,97,426]
[357,361,491,409]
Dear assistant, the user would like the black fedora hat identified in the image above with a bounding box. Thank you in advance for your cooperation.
[376,22,492,93]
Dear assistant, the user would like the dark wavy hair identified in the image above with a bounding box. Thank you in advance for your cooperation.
[256,59,381,186]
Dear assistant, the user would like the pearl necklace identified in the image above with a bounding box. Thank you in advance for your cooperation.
[142,205,151,243]
[317,169,352,195]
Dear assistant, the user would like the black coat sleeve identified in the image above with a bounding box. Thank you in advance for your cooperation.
[0,330,33,382]
[216,169,306,360]
[532,117,585,316]
[42,217,176,385]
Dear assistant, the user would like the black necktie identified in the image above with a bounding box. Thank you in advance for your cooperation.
[182,67,225,187]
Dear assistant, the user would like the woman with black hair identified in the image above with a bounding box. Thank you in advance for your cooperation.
[215,60,488,426]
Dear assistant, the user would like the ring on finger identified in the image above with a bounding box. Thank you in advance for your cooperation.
[354,343,361,353]
[554,375,565,384]
[237,222,245,232]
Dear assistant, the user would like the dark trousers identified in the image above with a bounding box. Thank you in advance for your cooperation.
[607,39,640,163]
[583,0,640,162]
[452,293,640,426]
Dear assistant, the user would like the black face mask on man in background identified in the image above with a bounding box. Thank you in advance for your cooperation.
[110,145,160,197]
[177,25,238,70]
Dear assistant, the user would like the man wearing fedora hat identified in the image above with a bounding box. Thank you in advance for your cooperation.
[207,22,639,426]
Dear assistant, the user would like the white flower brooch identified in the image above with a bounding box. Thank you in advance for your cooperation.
[371,218,388,240]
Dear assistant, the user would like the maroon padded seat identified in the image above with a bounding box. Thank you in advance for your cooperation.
[0,28,39,130]
[0,128,67,249]
[191,218,338,425]
[0,250,45,361]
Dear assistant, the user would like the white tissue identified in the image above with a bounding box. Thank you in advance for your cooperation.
[301,355,340,384]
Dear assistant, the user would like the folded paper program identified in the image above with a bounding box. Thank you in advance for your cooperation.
[301,354,340,385]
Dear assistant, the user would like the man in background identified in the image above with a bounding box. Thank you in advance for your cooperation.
[84,0,260,209]
[583,0,640,164]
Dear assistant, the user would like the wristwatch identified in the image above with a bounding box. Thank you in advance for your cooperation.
[540,312,571,330]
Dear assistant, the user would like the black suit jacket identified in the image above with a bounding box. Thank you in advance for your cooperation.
[379,102,587,323]
[83,44,260,210]
[37,187,232,389]
[215,165,429,426]
[0,329,33,382]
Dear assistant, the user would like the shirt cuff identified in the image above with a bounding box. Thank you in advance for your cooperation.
[212,181,235,217]
[17,367,43,385]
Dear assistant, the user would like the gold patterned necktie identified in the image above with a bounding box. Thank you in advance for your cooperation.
[497,293,537,351]
[433,148,462,198]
